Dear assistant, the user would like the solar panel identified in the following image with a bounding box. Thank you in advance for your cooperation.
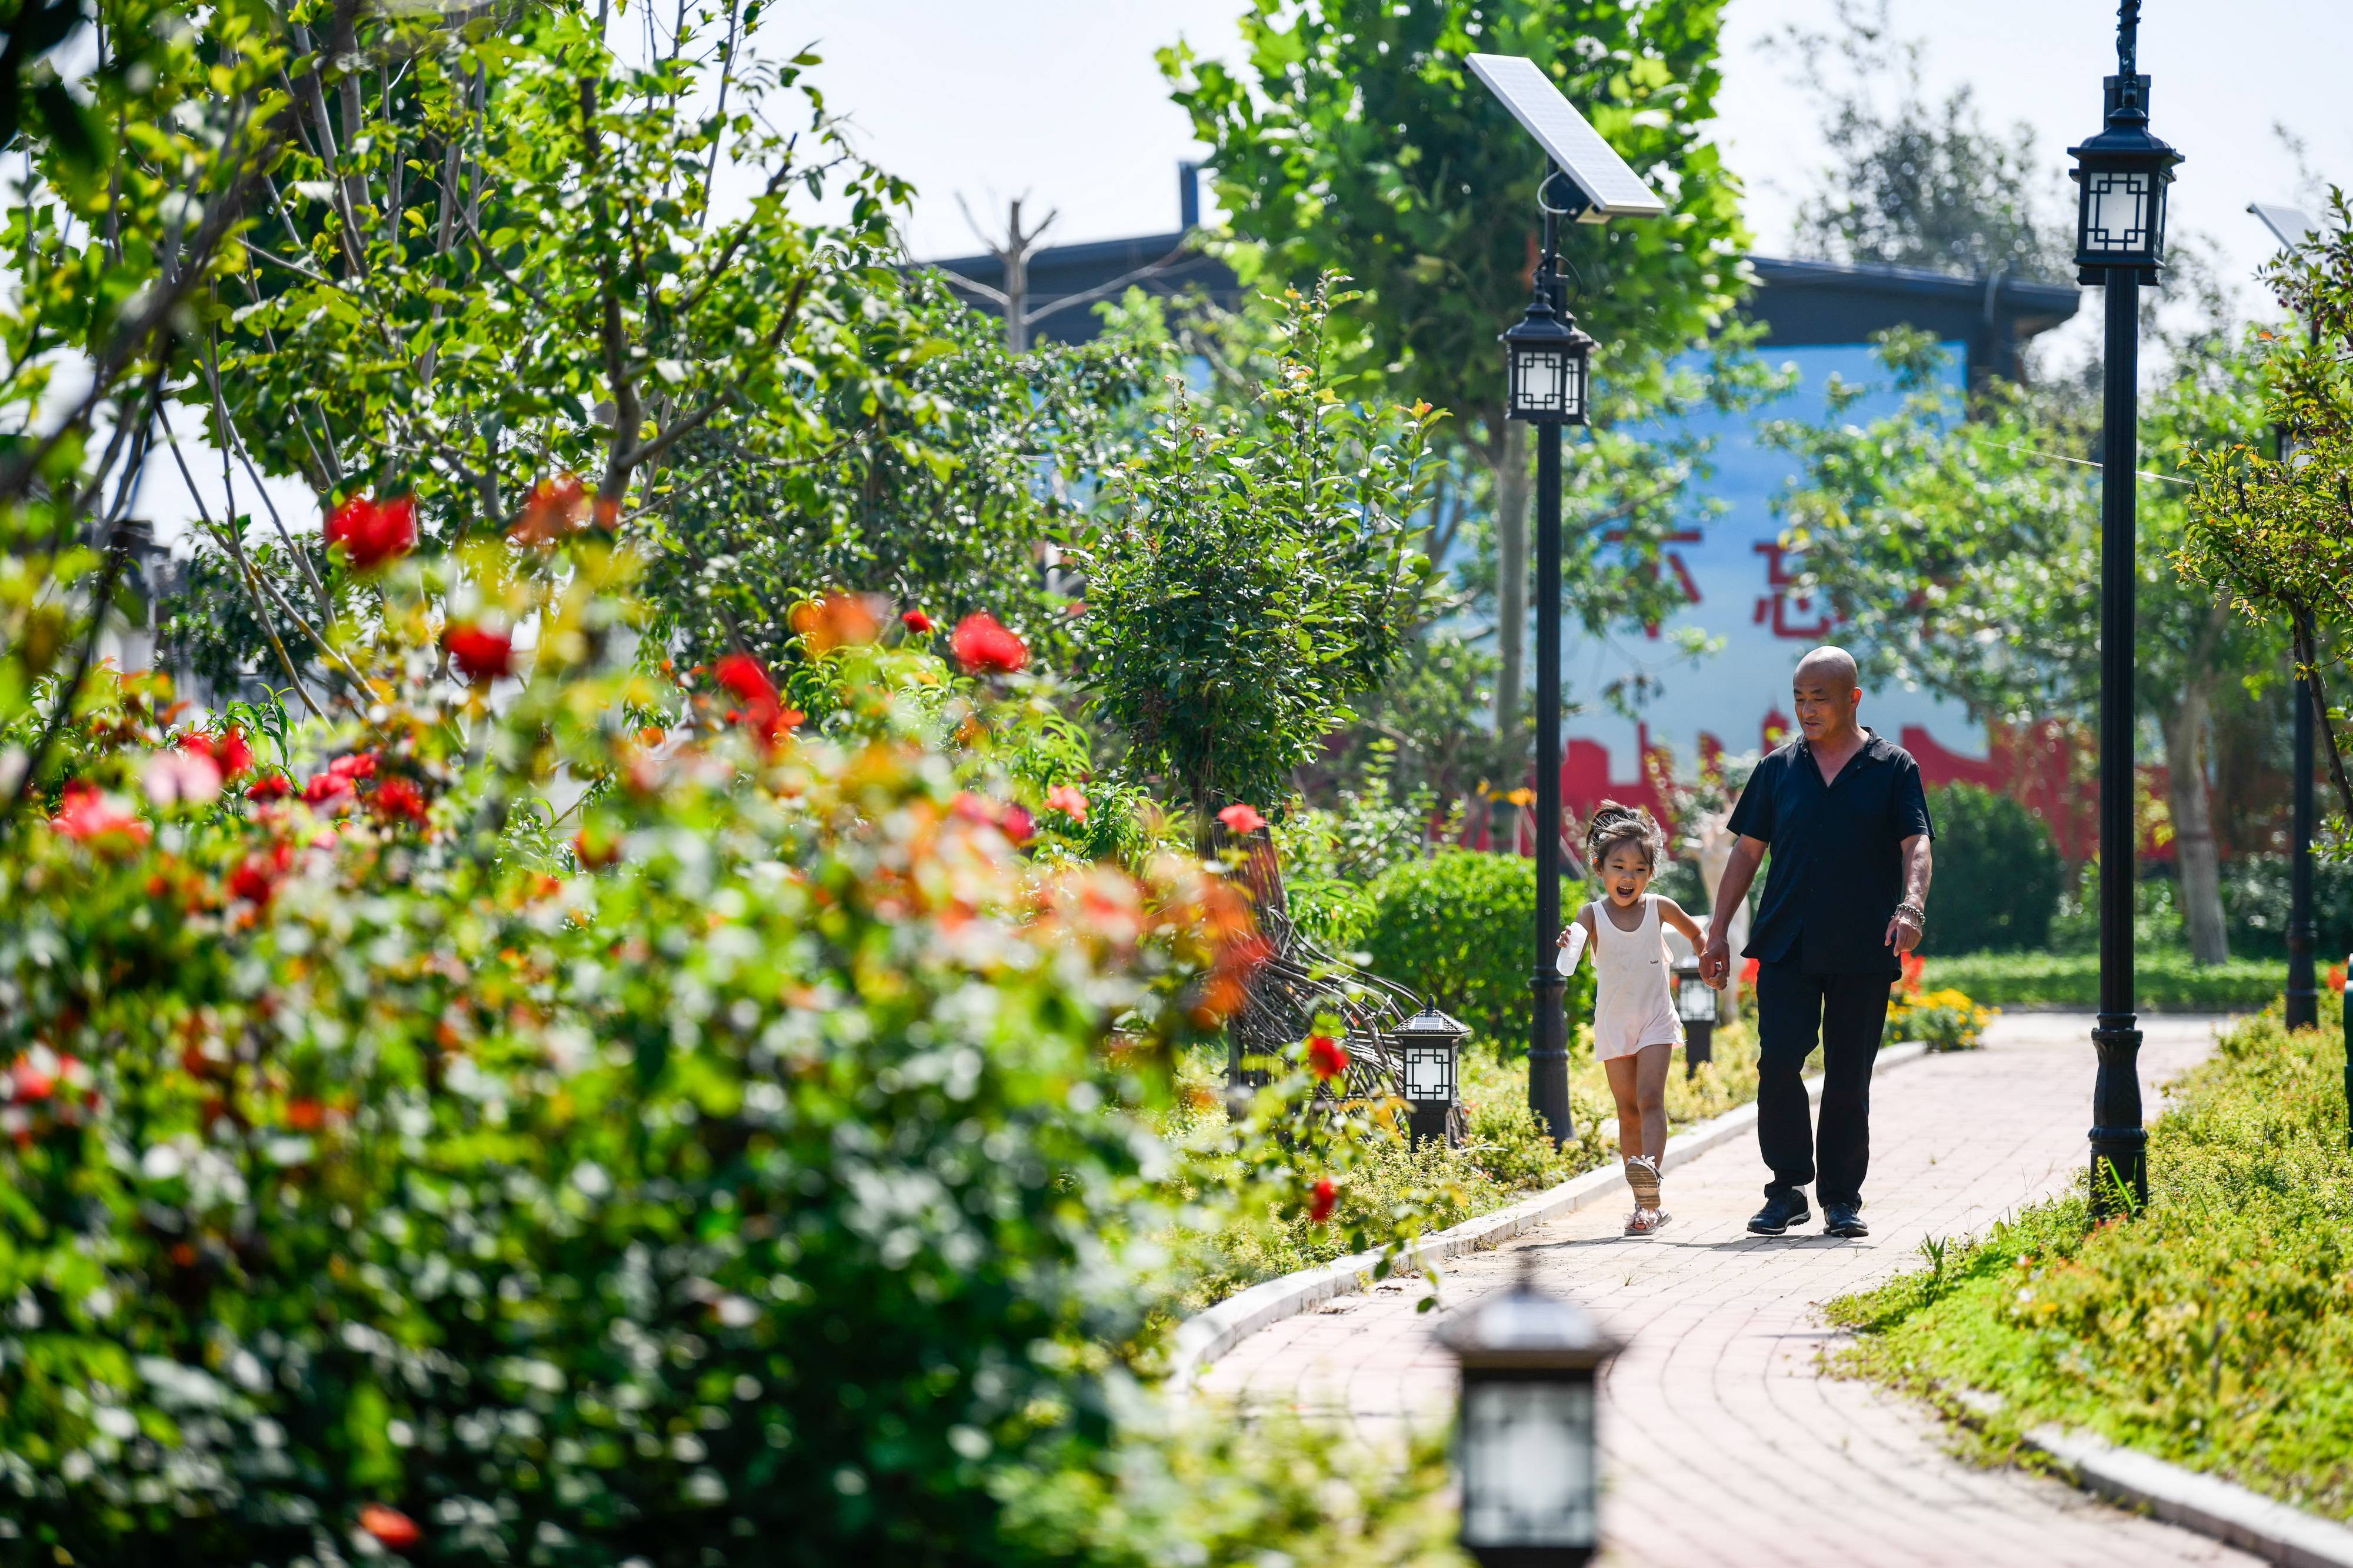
[2248,201,2315,253]
[1466,53,1667,222]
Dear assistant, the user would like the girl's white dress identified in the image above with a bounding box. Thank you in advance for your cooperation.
[1585,895,1685,1063]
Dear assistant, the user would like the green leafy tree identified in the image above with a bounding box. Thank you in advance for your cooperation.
[1161,0,1752,776]
[2181,192,2353,850]
[1776,0,2073,282]
[1079,278,1440,843]
[1767,324,2274,964]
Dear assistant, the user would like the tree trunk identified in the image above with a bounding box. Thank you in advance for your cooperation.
[2159,685,2229,966]
[1490,420,1529,845]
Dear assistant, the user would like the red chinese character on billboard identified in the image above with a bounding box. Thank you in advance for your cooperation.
[1752,541,1838,640]
[1604,527,1704,640]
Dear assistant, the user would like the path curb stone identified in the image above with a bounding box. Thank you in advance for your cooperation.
[2021,1422,2353,1568]
[1168,1039,1931,1392]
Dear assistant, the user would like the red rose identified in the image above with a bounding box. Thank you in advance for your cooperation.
[1306,1034,1348,1082]
[246,773,292,802]
[228,850,281,906]
[358,1503,422,1550]
[324,493,418,571]
[180,726,254,778]
[51,782,150,846]
[1216,802,1267,836]
[9,1055,55,1102]
[1000,805,1034,844]
[1308,1177,1338,1225]
[714,653,776,705]
[950,613,1028,675]
[328,753,379,783]
[303,773,352,808]
[371,777,428,826]
[442,622,514,684]
[901,608,935,634]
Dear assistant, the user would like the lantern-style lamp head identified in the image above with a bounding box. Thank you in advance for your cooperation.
[2067,1,2181,283]
[1441,1264,1622,1566]
[1671,953,1717,1029]
[1394,1005,1470,1147]
[1501,293,1595,426]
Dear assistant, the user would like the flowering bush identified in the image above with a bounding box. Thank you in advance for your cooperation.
[1885,986,1996,1052]
[0,533,1337,1564]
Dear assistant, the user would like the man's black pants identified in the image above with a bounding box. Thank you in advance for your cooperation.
[1754,960,1892,1209]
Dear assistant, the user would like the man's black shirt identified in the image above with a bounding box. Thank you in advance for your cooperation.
[1726,728,1935,978]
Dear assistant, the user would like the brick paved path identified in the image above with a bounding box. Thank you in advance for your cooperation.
[1201,1013,2260,1567]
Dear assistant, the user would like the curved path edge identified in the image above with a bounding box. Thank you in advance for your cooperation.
[1168,1039,1933,1392]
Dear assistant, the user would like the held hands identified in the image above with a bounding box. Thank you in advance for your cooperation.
[1699,933,1732,990]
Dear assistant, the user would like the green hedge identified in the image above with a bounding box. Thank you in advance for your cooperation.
[1828,997,2353,1520]
[1923,950,2286,1010]
[1924,783,2062,954]
[1361,850,1597,1059]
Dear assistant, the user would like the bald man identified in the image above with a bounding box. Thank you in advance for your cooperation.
[1699,647,1934,1239]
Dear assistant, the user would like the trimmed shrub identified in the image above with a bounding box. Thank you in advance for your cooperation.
[1921,950,2282,1010]
[1923,783,2063,954]
[1361,850,1597,1060]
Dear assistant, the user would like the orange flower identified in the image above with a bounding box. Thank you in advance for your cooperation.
[1046,784,1088,825]
[511,473,588,544]
[1308,1177,1338,1225]
[358,1503,421,1550]
[1898,951,1925,995]
[791,592,884,652]
[1306,1033,1348,1082]
[371,777,429,826]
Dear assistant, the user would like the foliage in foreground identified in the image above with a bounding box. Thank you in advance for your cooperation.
[1828,999,2353,1522]
[0,537,1458,1566]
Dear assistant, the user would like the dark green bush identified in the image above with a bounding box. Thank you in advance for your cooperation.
[1921,950,2282,1010]
[1361,850,1595,1060]
[1923,783,2063,954]
[2223,852,2353,962]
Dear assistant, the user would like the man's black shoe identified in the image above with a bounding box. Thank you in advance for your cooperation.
[1823,1203,1868,1238]
[1747,1194,1811,1236]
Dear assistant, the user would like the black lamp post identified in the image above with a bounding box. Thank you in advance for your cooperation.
[1440,1260,1621,1566]
[1501,185,1596,1147]
[2069,0,2181,1215]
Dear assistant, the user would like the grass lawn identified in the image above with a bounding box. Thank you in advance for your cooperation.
[1826,997,2353,1523]
[1923,950,2287,1010]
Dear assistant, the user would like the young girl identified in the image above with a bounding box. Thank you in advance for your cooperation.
[1557,802,1707,1235]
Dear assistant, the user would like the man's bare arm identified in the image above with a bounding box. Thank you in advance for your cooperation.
[1699,835,1767,987]
[1884,833,1932,956]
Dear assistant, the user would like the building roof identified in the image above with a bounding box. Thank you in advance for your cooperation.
[922,238,2081,383]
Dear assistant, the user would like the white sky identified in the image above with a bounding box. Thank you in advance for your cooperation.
[801,0,2353,319]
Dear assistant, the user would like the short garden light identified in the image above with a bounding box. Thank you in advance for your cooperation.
[1672,952,1716,1077]
[1392,1005,1470,1148]
[1441,1259,1621,1567]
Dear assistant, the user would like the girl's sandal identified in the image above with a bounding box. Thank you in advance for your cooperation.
[1623,1207,1672,1236]
[1625,1155,1662,1212]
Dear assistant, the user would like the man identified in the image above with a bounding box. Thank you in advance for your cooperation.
[1699,647,1933,1239]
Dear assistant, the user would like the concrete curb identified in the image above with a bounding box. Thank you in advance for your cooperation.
[2024,1421,2353,1567]
[1166,1039,1932,1393]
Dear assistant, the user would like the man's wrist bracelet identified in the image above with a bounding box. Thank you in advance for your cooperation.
[1895,900,1926,924]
